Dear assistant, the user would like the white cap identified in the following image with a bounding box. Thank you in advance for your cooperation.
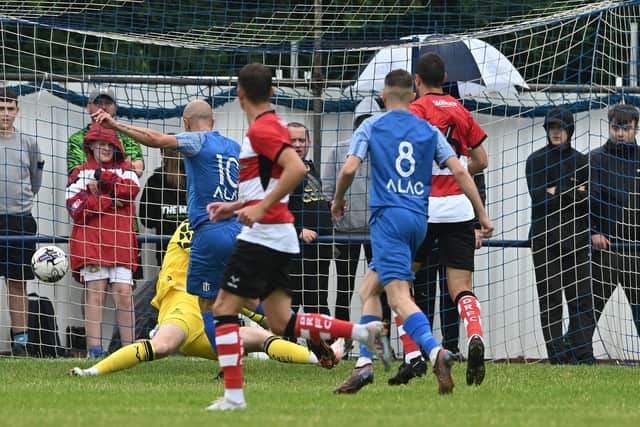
[87,86,116,104]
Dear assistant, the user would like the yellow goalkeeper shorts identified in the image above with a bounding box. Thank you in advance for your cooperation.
[157,290,217,360]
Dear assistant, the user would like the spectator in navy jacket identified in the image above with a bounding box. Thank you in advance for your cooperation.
[526,107,594,364]
[590,104,640,344]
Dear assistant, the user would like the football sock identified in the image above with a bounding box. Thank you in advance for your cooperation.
[215,316,244,404]
[201,311,217,352]
[456,291,483,338]
[293,312,354,341]
[263,335,318,364]
[87,346,106,358]
[403,311,440,363]
[394,312,421,363]
[240,307,268,329]
[355,356,373,368]
[92,340,155,375]
[356,315,379,366]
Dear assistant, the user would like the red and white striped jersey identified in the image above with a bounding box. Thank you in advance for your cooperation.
[237,111,299,254]
[410,93,487,223]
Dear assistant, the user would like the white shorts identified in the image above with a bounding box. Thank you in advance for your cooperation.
[80,265,134,286]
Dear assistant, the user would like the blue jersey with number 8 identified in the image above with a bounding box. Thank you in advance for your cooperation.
[348,109,454,217]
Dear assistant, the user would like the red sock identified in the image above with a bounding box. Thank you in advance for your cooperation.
[294,313,354,342]
[457,293,483,338]
[215,323,243,390]
[395,313,421,357]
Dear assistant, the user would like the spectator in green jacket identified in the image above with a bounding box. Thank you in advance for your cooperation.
[67,86,144,177]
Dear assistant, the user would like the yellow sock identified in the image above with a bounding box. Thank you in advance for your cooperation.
[93,340,155,375]
[240,307,269,329]
[263,336,316,365]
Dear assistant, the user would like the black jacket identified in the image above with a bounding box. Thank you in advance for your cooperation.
[526,142,589,250]
[288,160,333,259]
[590,139,640,242]
[139,167,188,265]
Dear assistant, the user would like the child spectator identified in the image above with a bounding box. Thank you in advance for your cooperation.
[0,87,43,356]
[66,124,140,358]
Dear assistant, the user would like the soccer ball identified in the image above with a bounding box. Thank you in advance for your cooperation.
[31,246,69,283]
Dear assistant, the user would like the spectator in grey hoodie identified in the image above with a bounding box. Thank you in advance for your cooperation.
[0,87,43,356]
[322,97,380,323]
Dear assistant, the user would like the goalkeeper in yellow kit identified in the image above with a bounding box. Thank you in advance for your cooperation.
[70,220,318,376]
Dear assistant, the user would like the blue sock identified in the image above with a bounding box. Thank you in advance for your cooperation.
[88,346,104,358]
[403,311,439,355]
[13,332,28,345]
[358,315,380,359]
[202,311,217,353]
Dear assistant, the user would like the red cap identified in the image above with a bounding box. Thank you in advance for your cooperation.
[84,123,119,146]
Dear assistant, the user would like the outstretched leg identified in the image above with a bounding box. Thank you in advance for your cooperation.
[70,323,184,376]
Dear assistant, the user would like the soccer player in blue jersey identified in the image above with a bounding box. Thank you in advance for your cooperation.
[93,99,241,349]
[331,69,494,394]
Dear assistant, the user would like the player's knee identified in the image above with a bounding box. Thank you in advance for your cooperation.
[386,297,405,316]
[112,284,133,302]
[113,294,133,309]
[87,291,106,306]
[149,323,185,357]
[150,336,179,357]
[358,284,382,302]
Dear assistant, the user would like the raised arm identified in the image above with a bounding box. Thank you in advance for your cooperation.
[92,109,178,149]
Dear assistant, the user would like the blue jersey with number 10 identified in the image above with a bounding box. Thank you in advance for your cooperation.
[349,110,454,216]
[176,131,240,229]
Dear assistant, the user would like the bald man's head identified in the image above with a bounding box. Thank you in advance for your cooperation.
[183,99,214,131]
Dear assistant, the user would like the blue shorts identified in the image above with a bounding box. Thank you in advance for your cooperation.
[368,208,427,286]
[187,219,242,299]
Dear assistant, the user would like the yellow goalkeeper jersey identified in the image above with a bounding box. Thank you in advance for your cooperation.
[150,220,193,310]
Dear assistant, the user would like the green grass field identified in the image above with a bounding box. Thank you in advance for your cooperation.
[1,357,639,427]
